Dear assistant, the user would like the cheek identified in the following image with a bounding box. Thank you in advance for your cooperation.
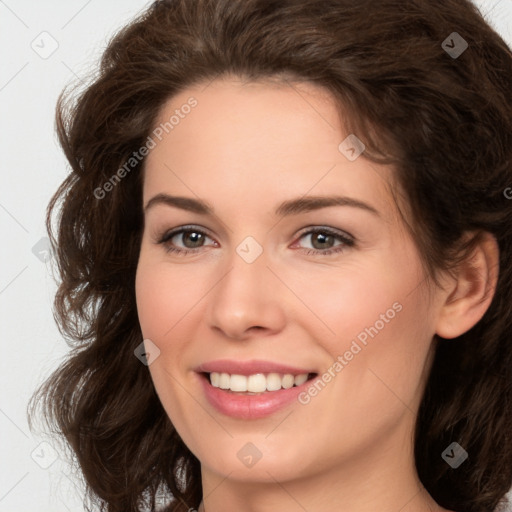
[321,283,431,427]
[135,255,204,340]
[284,261,406,356]
[135,258,199,430]
[295,254,432,411]
[292,293,432,465]
[134,258,189,397]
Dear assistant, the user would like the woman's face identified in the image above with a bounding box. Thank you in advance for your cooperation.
[135,77,445,489]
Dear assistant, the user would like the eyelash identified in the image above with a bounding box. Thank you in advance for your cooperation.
[156,225,355,256]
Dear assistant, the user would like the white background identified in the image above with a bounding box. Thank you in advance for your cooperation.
[1,1,511,510]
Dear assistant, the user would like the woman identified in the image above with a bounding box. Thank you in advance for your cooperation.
[30,0,512,511]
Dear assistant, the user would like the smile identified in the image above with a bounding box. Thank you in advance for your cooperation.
[208,372,311,393]
[195,360,318,419]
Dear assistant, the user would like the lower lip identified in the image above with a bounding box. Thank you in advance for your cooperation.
[198,373,314,419]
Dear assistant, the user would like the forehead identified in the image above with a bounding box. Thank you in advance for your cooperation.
[143,77,399,222]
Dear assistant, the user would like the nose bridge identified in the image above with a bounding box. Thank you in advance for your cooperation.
[207,241,286,338]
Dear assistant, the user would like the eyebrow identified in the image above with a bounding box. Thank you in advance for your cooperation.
[144,193,380,217]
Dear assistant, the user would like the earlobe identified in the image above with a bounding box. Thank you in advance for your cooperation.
[435,231,500,340]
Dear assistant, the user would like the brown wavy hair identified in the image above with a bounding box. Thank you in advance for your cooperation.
[29,0,512,511]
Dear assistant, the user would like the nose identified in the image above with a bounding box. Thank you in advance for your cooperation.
[206,247,287,340]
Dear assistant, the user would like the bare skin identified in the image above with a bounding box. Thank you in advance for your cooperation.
[135,76,498,512]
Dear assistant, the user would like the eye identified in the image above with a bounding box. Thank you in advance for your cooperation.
[156,225,355,256]
[293,227,355,256]
[157,226,216,255]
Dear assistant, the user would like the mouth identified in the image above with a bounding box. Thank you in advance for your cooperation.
[196,368,319,419]
[200,371,318,395]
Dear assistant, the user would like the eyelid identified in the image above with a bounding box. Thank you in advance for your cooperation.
[294,225,353,239]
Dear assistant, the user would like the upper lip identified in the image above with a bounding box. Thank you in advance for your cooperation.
[195,359,316,376]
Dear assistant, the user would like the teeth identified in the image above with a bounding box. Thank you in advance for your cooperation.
[219,373,230,390]
[294,373,308,386]
[209,372,310,393]
[248,374,267,393]
[230,374,247,392]
[210,372,220,387]
[282,374,294,389]
[266,373,282,391]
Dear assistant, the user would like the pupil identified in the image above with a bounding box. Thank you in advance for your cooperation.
[185,231,203,248]
[312,232,333,249]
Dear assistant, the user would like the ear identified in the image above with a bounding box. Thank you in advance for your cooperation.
[435,231,499,339]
